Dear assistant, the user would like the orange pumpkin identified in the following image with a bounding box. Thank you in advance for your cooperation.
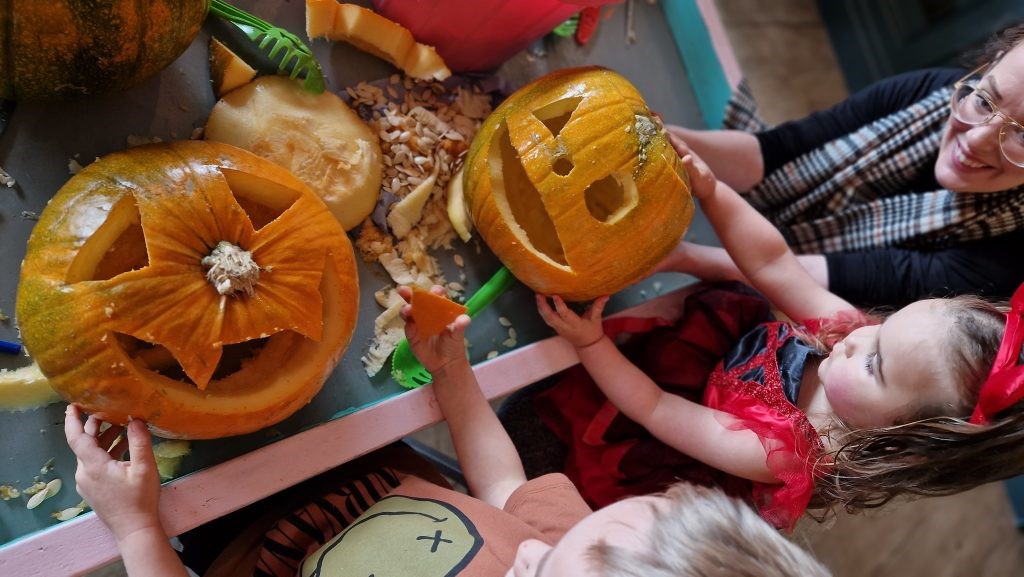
[0,0,208,100]
[409,287,467,337]
[464,67,693,301]
[16,141,360,439]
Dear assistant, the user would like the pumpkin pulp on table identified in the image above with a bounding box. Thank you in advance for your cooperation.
[17,141,360,439]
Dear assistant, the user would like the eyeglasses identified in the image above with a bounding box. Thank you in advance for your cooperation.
[950,65,1024,168]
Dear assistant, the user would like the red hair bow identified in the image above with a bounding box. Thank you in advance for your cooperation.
[970,283,1024,424]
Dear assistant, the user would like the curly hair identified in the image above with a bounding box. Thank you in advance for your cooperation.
[808,295,1024,514]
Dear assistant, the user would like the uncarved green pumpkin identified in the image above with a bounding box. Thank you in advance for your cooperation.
[0,0,208,100]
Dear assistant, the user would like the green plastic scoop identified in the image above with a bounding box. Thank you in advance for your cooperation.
[391,266,517,389]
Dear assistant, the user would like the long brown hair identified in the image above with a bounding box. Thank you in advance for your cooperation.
[808,296,1024,514]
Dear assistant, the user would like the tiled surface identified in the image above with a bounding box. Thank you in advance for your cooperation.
[715,0,848,123]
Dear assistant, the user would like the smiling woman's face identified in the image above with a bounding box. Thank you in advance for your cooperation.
[935,42,1024,193]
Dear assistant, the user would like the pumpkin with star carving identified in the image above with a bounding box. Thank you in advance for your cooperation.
[16,141,359,439]
[464,67,693,301]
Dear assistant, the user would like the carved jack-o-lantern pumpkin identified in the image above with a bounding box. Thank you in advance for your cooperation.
[464,67,693,301]
[16,141,360,439]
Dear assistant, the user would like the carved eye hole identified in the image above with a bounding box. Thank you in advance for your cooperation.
[67,196,150,283]
[219,168,300,230]
[489,121,567,266]
[585,172,638,223]
[535,97,583,177]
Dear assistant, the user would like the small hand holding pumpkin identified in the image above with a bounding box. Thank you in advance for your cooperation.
[668,133,717,201]
[64,405,161,543]
[399,285,472,376]
[536,294,609,349]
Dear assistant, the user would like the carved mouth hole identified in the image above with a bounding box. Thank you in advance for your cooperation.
[490,121,567,265]
[116,333,268,387]
[585,173,637,223]
[552,156,574,176]
[534,97,583,137]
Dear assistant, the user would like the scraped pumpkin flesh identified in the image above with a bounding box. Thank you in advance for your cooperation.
[205,75,383,231]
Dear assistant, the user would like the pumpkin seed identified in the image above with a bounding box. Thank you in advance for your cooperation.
[26,489,47,509]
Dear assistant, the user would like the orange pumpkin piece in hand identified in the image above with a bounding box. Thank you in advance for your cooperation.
[410,287,467,338]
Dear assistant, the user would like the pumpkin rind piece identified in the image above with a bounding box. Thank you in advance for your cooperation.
[0,0,208,100]
[410,287,468,338]
[16,141,360,439]
[305,0,451,81]
[0,363,60,412]
[464,67,694,301]
[209,37,258,98]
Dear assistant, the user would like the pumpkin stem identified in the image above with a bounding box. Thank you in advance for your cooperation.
[202,241,259,297]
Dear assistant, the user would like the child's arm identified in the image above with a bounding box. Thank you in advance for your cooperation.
[673,136,854,322]
[64,405,190,577]
[399,285,527,509]
[653,241,831,290]
[665,125,764,192]
[536,296,777,483]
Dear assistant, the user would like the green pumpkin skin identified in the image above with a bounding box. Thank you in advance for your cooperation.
[0,0,208,100]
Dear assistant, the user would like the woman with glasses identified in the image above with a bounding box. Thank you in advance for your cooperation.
[659,24,1024,307]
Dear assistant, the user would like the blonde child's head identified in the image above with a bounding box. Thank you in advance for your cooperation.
[810,293,1024,514]
[510,482,831,577]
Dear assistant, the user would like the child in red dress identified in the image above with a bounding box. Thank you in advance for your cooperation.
[528,137,1024,530]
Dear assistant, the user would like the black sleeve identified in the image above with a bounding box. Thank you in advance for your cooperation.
[756,68,966,175]
[824,232,1024,308]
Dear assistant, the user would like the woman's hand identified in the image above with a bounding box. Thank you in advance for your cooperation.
[399,285,471,376]
[536,294,609,348]
[64,405,162,543]
[668,132,718,201]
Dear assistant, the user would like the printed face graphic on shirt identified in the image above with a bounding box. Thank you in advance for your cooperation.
[301,495,483,577]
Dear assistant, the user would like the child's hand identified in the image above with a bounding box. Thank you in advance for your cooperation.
[668,133,717,201]
[64,405,162,543]
[399,285,471,375]
[536,294,609,348]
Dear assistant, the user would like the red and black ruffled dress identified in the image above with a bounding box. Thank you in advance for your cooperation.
[534,282,839,530]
